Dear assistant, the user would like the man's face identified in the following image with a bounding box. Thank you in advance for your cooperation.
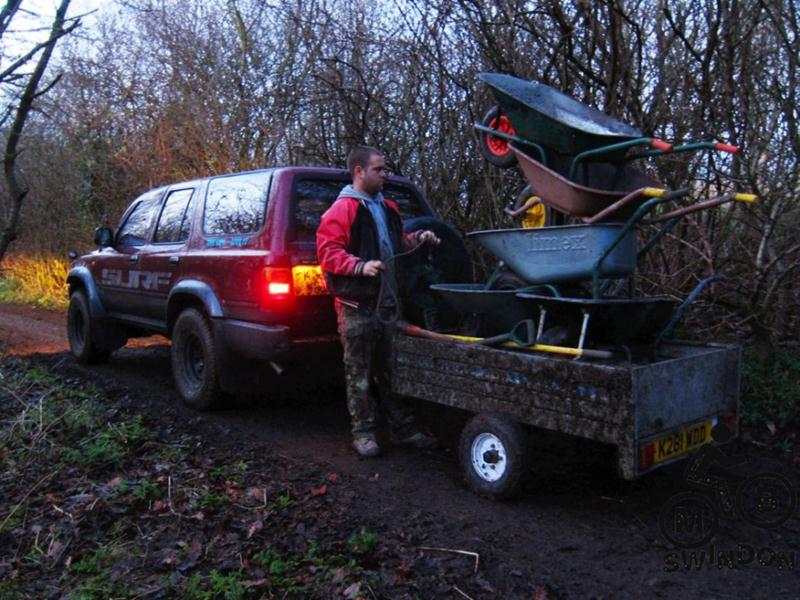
[356,154,387,196]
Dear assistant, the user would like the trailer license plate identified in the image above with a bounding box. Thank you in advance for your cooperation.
[653,420,713,464]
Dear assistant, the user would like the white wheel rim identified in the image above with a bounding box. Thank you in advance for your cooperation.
[470,433,507,482]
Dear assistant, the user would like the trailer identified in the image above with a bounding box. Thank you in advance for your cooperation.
[391,333,740,499]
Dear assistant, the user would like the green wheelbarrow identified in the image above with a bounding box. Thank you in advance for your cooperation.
[475,73,738,172]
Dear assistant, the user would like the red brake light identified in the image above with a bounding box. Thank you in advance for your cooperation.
[261,267,293,306]
[269,281,291,295]
[639,441,655,472]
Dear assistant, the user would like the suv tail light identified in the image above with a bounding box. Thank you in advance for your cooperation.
[291,265,328,296]
[259,265,328,309]
[260,267,293,307]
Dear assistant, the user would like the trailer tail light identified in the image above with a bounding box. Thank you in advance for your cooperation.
[721,413,737,435]
[639,442,656,472]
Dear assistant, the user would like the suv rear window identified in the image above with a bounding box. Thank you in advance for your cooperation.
[204,172,270,236]
[294,178,425,242]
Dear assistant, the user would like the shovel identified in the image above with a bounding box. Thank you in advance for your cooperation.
[399,319,613,359]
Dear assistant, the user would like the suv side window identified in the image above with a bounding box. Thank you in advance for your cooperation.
[154,188,195,243]
[294,179,425,243]
[204,172,270,236]
[116,193,163,247]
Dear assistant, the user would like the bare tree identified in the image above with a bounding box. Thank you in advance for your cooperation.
[0,0,80,262]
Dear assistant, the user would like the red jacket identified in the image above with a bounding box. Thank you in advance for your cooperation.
[317,196,420,277]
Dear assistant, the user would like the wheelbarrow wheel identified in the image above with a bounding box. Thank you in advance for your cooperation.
[459,413,530,500]
[479,106,517,169]
[514,184,550,229]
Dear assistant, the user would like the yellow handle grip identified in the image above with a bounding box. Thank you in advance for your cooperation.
[642,187,668,198]
[733,193,757,203]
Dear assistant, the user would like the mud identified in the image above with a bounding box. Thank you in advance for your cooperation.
[1,302,798,598]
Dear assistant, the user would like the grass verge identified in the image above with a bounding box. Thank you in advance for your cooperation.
[0,254,69,310]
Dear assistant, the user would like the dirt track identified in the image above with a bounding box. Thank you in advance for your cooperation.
[1,302,799,598]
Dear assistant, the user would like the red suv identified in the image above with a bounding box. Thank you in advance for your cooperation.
[67,167,469,409]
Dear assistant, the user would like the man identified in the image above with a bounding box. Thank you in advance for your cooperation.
[317,146,440,457]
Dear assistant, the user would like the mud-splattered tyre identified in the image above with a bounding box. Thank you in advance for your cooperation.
[459,413,529,500]
[478,106,518,169]
[67,290,111,364]
[171,308,222,411]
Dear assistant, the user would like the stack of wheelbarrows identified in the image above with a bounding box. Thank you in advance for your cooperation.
[428,73,757,359]
[392,73,764,500]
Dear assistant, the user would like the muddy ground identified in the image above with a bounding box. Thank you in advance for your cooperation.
[1,302,799,598]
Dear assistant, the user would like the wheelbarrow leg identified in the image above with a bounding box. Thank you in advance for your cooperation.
[536,307,548,340]
[575,310,591,360]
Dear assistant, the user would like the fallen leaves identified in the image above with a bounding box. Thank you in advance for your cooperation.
[246,519,263,539]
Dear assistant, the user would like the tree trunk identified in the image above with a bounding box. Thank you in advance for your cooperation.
[0,0,73,263]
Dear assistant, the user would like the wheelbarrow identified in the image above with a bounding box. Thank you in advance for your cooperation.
[429,281,566,337]
[475,73,738,171]
[469,188,756,298]
[515,275,724,355]
[511,144,756,222]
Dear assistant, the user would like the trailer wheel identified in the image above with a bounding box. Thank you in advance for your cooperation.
[479,106,517,169]
[459,413,529,499]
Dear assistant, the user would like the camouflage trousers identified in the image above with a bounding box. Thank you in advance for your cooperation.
[335,302,415,440]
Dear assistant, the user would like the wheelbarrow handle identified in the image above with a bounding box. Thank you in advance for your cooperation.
[505,195,542,217]
[583,186,670,224]
[654,274,724,350]
[568,137,672,181]
[477,319,536,346]
[627,140,740,161]
[644,192,758,224]
[590,188,692,298]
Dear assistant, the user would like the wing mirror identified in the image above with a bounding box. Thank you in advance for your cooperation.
[94,227,114,247]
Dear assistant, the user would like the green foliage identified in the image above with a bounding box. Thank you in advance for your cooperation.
[348,529,378,555]
[741,349,800,428]
[182,570,252,600]
[70,548,110,575]
[133,478,161,501]
[190,490,230,511]
[273,493,295,510]
[63,414,152,467]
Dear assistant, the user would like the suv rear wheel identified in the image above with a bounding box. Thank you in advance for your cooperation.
[67,290,111,364]
[171,308,222,410]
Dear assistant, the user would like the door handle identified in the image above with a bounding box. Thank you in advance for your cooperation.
[169,256,179,265]
[129,254,139,263]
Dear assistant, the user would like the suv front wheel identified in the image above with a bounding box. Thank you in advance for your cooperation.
[67,290,111,364]
[171,308,222,411]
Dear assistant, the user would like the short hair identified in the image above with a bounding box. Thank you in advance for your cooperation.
[347,146,383,175]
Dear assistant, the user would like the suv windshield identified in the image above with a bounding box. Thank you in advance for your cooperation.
[294,178,426,243]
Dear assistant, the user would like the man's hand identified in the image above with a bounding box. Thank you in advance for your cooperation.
[417,230,441,245]
[362,260,384,277]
